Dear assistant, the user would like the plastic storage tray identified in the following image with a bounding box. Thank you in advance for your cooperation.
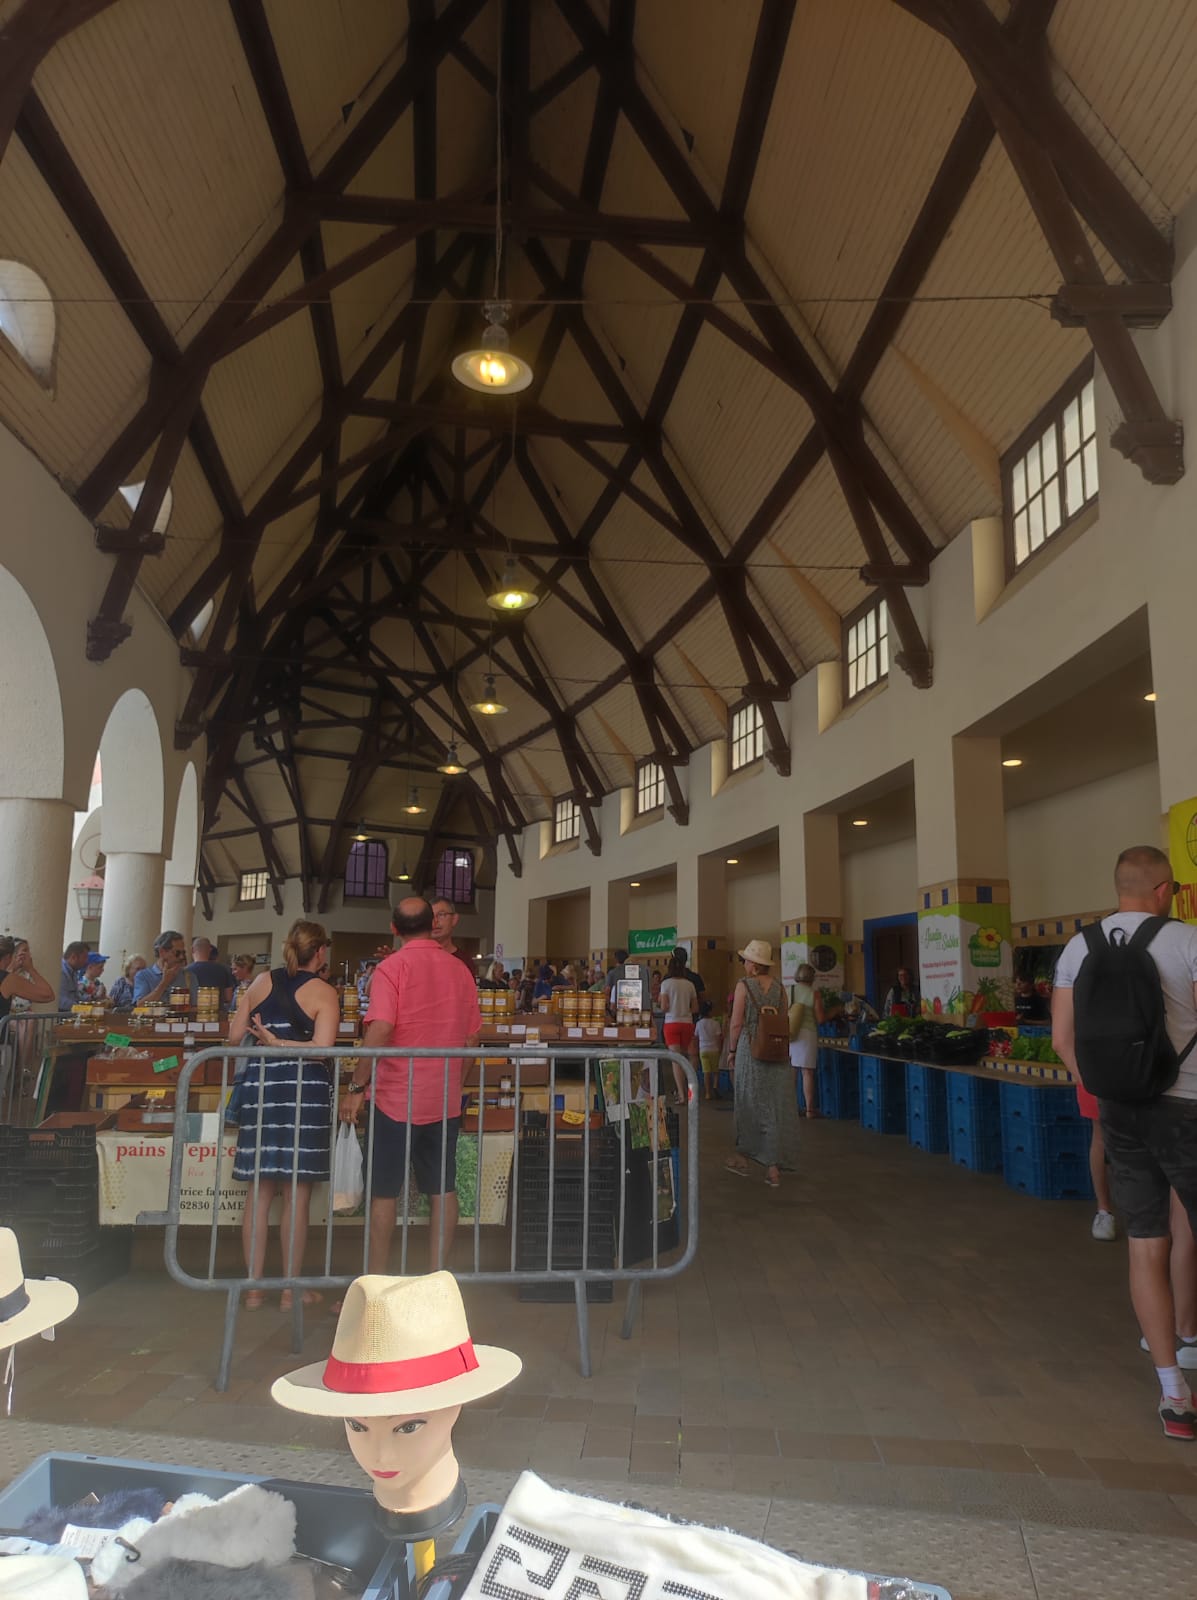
[946,1072,1002,1172]
[1001,1142,1093,1200]
[859,1057,907,1135]
[905,1063,949,1154]
[999,1080,1082,1128]
[817,1051,861,1120]
[0,1452,411,1600]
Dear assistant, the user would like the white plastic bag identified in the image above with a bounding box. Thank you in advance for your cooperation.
[332,1124,364,1213]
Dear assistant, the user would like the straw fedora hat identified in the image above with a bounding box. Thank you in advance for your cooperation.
[272,1271,521,1417]
[738,939,774,967]
[0,1228,78,1349]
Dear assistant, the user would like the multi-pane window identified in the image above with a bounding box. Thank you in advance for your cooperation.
[729,702,764,772]
[1008,363,1098,570]
[238,869,268,903]
[344,840,387,898]
[636,760,664,815]
[435,847,474,904]
[553,796,581,844]
[845,598,889,701]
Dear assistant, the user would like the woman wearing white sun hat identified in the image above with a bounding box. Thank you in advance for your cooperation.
[724,940,801,1188]
[272,1270,520,1535]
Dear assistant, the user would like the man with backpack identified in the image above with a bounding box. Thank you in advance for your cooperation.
[1052,845,1197,1439]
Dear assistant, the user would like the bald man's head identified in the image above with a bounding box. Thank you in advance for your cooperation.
[392,897,434,937]
[1114,845,1175,908]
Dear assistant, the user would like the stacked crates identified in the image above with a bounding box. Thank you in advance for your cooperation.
[859,1056,906,1135]
[946,1073,1002,1172]
[905,1063,949,1153]
[819,1050,861,1120]
[1000,1080,1093,1200]
[516,1128,618,1301]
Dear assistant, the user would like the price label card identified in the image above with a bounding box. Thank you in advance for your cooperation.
[635,1028,651,1040]
[153,1055,180,1074]
[624,964,640,981]
[60,1524,118,1560]
[567,1027,583,1038]
[602,1027,618,1038]
[104,1032,131,1048]
[203,1021,221,1033]
[496,1023,510,1035]
[510,1023,526,1035]
[170,1022,188,1034]
[154,1023,172,1035]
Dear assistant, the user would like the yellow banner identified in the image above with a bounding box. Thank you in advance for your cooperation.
[1169,799,1197,924]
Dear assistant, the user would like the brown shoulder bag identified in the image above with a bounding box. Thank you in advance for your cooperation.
[748,980,790,1062]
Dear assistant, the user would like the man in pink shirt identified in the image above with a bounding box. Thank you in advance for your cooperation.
[340,898,480,1272]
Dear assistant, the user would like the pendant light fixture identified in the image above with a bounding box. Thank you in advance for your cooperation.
[452,302,532,394]
[438,742,466,776]
[486,556,538,612]
[452,4,532,394]
[395,862,411,882]
[401,786,426,815]
[352,821,370,842]
[471,672,508,715]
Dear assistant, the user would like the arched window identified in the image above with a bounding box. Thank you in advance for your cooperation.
[119,481,173,534]
[435,847,474,904]
[345,839,387,898]
[0,260,56,386]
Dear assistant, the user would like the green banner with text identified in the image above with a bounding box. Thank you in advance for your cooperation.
[628,926,678,956]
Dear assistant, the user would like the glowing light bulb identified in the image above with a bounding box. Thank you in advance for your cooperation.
[479,354,509,385]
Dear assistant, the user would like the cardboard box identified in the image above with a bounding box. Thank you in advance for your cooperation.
[37,1110,117,1131]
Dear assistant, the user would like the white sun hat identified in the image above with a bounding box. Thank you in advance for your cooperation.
[271,1271,521,1417]
[0,1228,78,1349]
[0,1555,87,1599]
[737,939,774,967]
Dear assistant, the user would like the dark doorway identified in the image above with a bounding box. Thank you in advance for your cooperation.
[865,915,918,1009]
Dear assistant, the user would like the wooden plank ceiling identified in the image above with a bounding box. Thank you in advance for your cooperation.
[0,0,1191,910]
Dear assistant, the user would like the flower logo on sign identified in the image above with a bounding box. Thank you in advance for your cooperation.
[969,926,1004,968]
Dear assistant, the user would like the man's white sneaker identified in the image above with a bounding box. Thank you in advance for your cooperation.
[1091,1210,1117,1241]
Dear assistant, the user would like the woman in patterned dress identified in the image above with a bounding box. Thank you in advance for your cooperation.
[229,920,339,1309]
[724,940,800,1188]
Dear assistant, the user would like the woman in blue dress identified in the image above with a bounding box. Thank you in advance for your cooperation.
[228,920,339,1309]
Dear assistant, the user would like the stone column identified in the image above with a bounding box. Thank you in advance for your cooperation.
[99,850,165,972]
[676,852,731,1004]
[0,797,75,990]
[160,881,195,947]
[779,811,845,991]
[914,737,1012,1021]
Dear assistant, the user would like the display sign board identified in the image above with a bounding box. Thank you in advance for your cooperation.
[917,901,1012,1019]
[1169,798,1197,923]
[628,926,677,955]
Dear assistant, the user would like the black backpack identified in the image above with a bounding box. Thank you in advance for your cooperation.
[1072,916,1192,1102]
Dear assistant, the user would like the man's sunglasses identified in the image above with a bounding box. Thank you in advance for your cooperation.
[1154,879,1182,896]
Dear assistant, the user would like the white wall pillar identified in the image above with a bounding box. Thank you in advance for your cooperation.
[0,797,75,986]
[100,850,165,969]
[161,881,195,946]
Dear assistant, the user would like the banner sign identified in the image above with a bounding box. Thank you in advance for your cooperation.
[628,926,677,955]
[917,902,1013,1019]
[782,933,844,995]
[1169,798,1197,923]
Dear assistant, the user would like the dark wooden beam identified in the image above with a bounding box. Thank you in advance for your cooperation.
[348,397,630,442]
[1050,282,1172,330]
[0,1,119,167]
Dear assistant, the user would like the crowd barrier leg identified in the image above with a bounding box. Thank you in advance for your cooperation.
[218,1288,241,1394]
[574,1278,592,1380]
[620,1278,642,1341]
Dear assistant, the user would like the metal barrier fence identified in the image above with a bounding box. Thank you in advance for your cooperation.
[0,1011,74,1125]
[140,1043,699,1390]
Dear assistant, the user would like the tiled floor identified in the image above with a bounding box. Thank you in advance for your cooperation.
[12,1106,1197,1584]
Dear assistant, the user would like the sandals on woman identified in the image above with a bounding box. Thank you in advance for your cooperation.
[724,1156,750,1178]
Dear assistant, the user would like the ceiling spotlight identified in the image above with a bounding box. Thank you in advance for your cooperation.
[1002,758,1023,768]
[629,881,641,888]
[725,857,739,865]
[452,300,533,394]
[438,742,466,776]
[486,557,538,613]
[401,787,426,815]
[471,673,508,715]
[851,819,868,827]
[1145,691,1158,703]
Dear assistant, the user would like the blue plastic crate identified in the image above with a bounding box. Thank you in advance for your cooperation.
[999,1080,1081,1128]
[820,1052,861,1120]
[906,1063,949,1153]
[946,1071,1002,1171]
[1002,1112,1091,1166]
[859,1056,906,1135]
[1002,1142,1094,1200]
